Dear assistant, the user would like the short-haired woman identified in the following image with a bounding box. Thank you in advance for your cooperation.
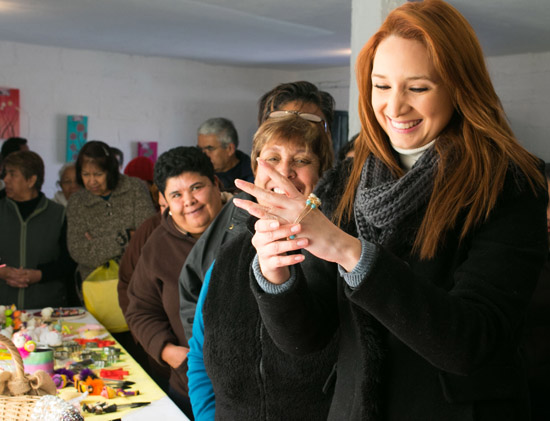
[125,146,226,419]
[187,113,336,420]
[0,150,75,308]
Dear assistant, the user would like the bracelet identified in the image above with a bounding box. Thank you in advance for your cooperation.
[289,193,321,240]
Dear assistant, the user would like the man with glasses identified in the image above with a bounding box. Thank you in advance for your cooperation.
[197,117,254,192]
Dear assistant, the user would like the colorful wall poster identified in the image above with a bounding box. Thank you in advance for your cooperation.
[66,115,88,162]
[0,88,20,141]
[137,141,158,162]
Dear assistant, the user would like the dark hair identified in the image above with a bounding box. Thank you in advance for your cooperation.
[3,150,44,192]
[154,146,215,195]
[110,147,124,167]
[337,133,358,162]
[257,81,335,129]
[545,163,550,180]
[75,140,120,190]
[197,118,239,149]
[1,137,28,159]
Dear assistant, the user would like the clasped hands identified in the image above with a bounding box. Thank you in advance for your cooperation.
[0,266,42,288]
[233,159,361,285]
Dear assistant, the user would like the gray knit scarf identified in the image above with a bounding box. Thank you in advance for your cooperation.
[354,146,439,251]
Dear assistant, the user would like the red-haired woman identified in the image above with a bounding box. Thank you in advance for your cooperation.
[234,1,548,419]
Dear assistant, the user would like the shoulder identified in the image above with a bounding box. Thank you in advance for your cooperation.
[114,174,148,195]
[236,150,251,164]
[67,188,93,208]
[43,196,65,215]
[498,161,546,206]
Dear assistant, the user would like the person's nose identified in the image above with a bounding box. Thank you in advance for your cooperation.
[276,160,296,179]
[183,190,197,206]
[386,90,409,118]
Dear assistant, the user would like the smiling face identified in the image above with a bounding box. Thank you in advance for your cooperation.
[255,138,320,206]
[81,162,110,196]
[371,35,455,150]
[3,165,37,201]
[163,171,222,238]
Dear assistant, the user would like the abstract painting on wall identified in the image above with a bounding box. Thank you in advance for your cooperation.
[137,141,158,162]
[66,115,88,162]
[0,88,20,141]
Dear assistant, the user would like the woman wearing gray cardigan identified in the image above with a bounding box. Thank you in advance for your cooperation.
[67,141,155,281]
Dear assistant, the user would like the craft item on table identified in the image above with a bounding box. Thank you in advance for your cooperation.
[30,394,84,421]
[81,401,150,415]
[52,373,72,389]
[73,338,115,348]
[74,369,104,395]
[11,331,54,375]
[29,325,63,348]
[51,308,86,319]
[0,304,24,332]
[12,332,35,358]
[32,308,86,321]
[68,359,94,373]
[99,385,140,399]
[75,324,108,341]
[99,379,135,390]
[100,385,117,399]
[41,307,54,321]
[116,388,140,396]
[100,368,129,380]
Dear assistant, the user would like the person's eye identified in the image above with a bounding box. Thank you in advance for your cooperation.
[265,156,279,163]
[294,158,312,166]
[191,184,204,191]
[374,84,390,90]
[410,87,428,93]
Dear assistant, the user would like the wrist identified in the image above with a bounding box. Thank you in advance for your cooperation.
[335,235,362,272]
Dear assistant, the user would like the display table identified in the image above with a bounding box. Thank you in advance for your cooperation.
[31,308,189,420]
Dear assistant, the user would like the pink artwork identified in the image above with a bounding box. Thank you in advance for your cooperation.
[0,88,20,141]
[137,141,158,162]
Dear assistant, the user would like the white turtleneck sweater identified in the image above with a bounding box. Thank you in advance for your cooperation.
[392,139,436,171]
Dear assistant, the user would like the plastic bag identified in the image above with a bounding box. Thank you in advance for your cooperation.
[82,260,128,333]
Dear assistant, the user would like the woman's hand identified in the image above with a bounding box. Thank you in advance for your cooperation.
[0,267,42,288]
[161,343,189,369]
[250,218,308,284]
[234,160,363,276]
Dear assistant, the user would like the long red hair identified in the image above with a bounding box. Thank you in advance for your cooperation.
[335,0,544,259]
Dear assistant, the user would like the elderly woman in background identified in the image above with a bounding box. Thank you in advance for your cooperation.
[125,146,226,419]
[187,113,336,420]
[52,162,79,206]
[67,140,154,350]
[0,151,74,309]
[66,140,155,281]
